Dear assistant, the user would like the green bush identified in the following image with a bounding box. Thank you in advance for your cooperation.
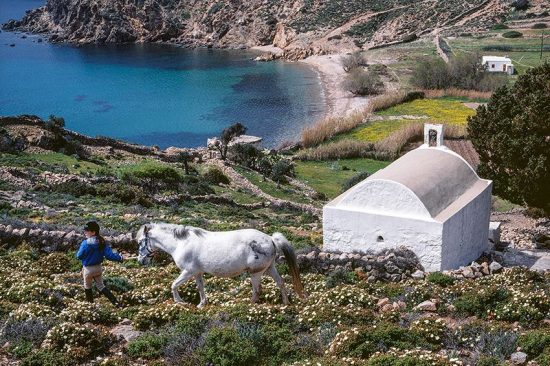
[342,323,432,358]
[325,268,358,288]
[366,354,440,366]
[427,272,455,287]
[477,356,504,366]
[517,330,550,358]
[95,183,151,206]
[180,175,214,195]
[128,333,168,359]
[270,159,294,185]
[532,23,548,29]
[342,68,384,95]
[468,64,550,213]
[21,350,70,366]
[453,287,509,317]
[199,326,258,366]
[104,276,134,293]
[491,23,509,30]
[121,162,182,191]
[502,31,523,38]
[341,171,370,193]
[175,312,209,337]
[51,181,96,197]
[535,352,550,366]
[202,166,230,185]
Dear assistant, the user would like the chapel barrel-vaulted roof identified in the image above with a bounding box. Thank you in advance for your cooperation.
[329,147,491,222]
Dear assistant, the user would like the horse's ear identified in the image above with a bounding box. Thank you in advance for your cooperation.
[143,224,150,235]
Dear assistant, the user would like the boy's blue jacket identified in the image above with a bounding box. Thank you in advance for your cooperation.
[76,236,123,266]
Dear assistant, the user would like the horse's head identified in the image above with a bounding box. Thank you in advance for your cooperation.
[137,224,155,265]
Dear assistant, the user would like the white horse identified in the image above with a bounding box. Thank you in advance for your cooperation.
[136,223,306,307]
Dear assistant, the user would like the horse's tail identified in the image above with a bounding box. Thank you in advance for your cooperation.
[271,232,306,299]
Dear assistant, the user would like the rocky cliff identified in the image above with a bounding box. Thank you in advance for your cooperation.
[2,0,548,59]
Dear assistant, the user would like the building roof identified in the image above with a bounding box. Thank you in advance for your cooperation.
[327,147,491,222]
[482,56,512,63]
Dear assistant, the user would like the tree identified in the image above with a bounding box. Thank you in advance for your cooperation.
[270,159,294,188]
[410,58,449,89]
[216,123,247,160]
[46,114,65,129]
[177,151,192,175]
[467,63,550,214]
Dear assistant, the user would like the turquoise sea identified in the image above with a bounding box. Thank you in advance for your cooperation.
[0,0,325,148]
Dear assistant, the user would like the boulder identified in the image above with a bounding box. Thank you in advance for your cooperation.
[415,300,437,312]
[411,270,425,279]
[489,221,501,245]
[489,261,503,273]
[461,266,475,278]
[510,351,527,364]
[110,324,143,343]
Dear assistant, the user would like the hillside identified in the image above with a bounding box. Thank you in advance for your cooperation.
[3,0,548,59]
[1,116,550,365]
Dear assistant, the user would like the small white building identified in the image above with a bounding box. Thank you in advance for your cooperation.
[482,56,514,75]
[323,124,493,272]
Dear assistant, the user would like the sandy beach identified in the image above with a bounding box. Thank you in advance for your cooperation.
[251,46,370,120]
[300,54,370,118]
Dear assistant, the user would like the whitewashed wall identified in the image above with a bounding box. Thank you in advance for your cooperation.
[323,207,444,271]
[441,183,493,270]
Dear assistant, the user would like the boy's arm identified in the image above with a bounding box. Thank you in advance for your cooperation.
[76,241,87,260]
[104,245,123,262]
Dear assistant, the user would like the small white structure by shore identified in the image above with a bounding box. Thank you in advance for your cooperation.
[323,124,493,271]
[482,56,514,75]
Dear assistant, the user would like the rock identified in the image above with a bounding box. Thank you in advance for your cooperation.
[339,253,348,261]
[489,261,503,273]
[470,261,481,270]
[306,251,316,260]
[389,274,401,282]
[120,318,131,325]
[411,270,425,279]
[415,300,437,312]
[110,324,142,343]
[474,271,483,278]
[461,266,475,278]
[481,262,490,275]
[510,351,527,364]
[377,298,390,308]
[381,304,394,312]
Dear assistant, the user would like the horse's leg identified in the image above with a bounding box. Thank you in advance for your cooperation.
[171,270,193,303]
[195,275,208,308]
[250,272,263,303]
[267,264,289,305]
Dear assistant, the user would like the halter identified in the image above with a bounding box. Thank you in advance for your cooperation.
[140,232,157,258]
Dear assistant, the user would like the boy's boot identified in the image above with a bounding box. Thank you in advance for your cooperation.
[100,287,120,308]
[85,289,94,303]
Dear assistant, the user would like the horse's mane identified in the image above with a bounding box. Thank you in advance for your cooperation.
[138,223,206,241]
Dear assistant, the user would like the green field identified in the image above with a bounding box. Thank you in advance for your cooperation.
[294,158,390,199]
[448,29,549,75]
[335,98,475,144]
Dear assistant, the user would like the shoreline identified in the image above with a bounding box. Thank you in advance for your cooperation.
[300,54,370,120]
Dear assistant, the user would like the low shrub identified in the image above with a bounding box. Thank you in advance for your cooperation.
[180,175,214,195]
[492,23,509,30]
[0,318,51,346]
[341,171,370,193]
[60,300,117,325]
[342,68,384,96]
[342,51,366,72]
[502,31,523,38]
[51,180,96,197]
[325,267,358,288]
[95,183,151,207]
[128,332,169,359]
[121,162,182,192]
[453,286,509,317]
[366,354,441,366]
[328,323,433,358]
[477,356,504,366]
[104,275,134,293]
[20,350,70,366]
[270,159,294,185]
[532,23,548,29]
[427,272,455,287]
[202,166,230,185]
[42,322,114,360]
[199,326,258,366]
[517,330,550,358]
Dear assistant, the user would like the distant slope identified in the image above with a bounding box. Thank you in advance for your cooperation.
[2,0,549,59]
